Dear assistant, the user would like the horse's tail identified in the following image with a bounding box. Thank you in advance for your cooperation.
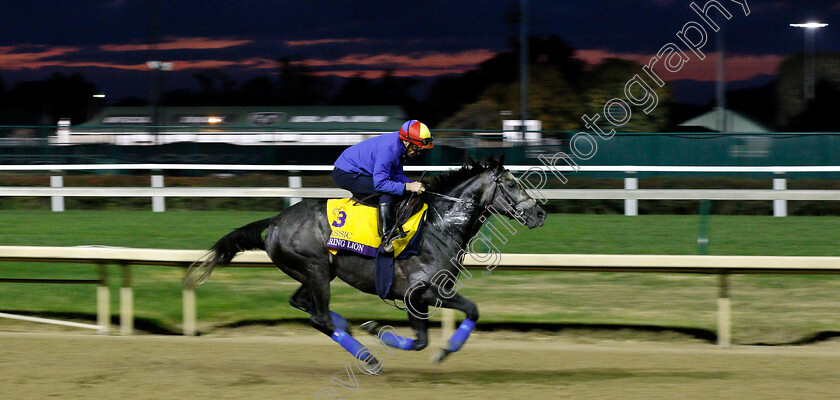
[184,217,273,288]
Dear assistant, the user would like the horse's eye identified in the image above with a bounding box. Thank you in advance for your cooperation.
[506,181,516,189]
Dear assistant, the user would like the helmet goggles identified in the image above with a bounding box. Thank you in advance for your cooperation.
[399,120,433,149]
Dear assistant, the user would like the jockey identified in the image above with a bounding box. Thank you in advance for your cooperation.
[332,120,433,251]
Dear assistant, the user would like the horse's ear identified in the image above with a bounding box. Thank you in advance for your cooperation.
[463,156,475,169]
[498,153,505,166]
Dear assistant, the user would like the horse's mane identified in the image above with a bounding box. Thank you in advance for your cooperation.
[426,155,504,194]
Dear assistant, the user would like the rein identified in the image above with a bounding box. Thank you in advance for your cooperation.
[424,190,472,204]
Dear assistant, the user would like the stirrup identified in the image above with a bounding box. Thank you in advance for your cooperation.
[382,227,408,253]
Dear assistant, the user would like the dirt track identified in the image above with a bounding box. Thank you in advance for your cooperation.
[2,328,840,400]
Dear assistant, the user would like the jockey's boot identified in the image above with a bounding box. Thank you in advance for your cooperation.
[378,202,406,253]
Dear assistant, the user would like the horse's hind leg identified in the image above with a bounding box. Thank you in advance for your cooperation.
[306,268,382,374]
[289,285,351,333]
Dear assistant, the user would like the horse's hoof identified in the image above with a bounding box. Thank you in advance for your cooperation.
[360,320,380,335]
[363,357,383,375]
[430,348,452,365]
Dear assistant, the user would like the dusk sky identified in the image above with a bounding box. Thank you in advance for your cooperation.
[1,0,838,102]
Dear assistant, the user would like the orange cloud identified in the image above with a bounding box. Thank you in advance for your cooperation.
[83,58,278,71]
[0,41,276,72]
[574,49,649,66]
[284,38,368,46]
[299,49,496,72]
[575,49,783,82]
[297,49,498,76]
[0,46,81,70]
[0,40,496,78]
[59,61,147,71]
[307,68,479,79]
[99,37,252,52]
[173,58,277,70]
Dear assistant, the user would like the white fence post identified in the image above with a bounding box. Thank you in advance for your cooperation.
[97,264,110,335]
[773,173,787,217]
[50,174,64,212]
[288,171,302,207]
[183,287,196,336]
[120,264,133,335]
[151,174,165,212]
[717,274,731,347]
[624,172,638,216]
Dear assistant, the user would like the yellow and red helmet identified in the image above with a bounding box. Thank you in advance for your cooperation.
[398,120,433,149]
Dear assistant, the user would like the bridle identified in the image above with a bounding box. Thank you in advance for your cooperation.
[424,169,532,221]
[488,169,533,222]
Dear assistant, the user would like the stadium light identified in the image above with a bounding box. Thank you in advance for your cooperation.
[790,22,827,99]
[790,22,828,28]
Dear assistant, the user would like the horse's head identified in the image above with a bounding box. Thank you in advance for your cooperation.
[477,155,546,229]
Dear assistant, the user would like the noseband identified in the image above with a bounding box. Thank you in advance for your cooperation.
[490,170,537,222]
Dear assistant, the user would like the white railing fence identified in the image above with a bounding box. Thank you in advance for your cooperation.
[1,164,840,216]
[1,246,839,347]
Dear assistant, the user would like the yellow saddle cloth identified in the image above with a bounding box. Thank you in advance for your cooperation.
[326,198,427,257]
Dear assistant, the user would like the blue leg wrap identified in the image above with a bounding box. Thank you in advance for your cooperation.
[308,311,350,332]
[447,319,476,352]
[331,329,371,360]
[378,330,415,351]
[330,311,350,332]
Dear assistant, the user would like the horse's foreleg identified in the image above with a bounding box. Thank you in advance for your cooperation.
[359,311,428,352]
[408,307,430,351]
[422,286,479,364]
[360,321,413,351]
[359,285,430,352]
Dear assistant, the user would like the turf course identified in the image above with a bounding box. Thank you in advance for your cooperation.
[1,210,839,343]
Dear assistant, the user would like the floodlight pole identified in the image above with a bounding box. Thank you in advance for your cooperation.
[148,0,160,145]
[790,22,828,100]
[715,25,726,132]
[805,27,815,100]
[519,0,529,127]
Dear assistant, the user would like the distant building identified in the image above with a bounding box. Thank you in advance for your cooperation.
[678,108,774,159]
[678,108,772,133]
[50,105,405,146]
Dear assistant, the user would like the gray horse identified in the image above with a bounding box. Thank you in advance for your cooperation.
[186,156,546,372]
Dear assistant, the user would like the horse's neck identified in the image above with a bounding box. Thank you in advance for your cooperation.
[427,177,488,248]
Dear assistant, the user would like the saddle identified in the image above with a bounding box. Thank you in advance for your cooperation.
[326,197,427,258]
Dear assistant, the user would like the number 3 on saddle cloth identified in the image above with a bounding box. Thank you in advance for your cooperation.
[326,198,429,299]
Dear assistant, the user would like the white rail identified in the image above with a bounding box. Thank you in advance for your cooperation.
[2,187,839,201]
[1,246,839,347]
[2,163,840,173]
[1,164,839,216]
[0,312,106,332]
